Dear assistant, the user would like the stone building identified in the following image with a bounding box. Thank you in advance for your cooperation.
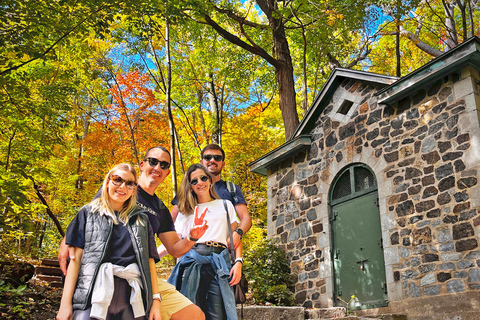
[249,37,480,318]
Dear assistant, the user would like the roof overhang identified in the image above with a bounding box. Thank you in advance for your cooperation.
[248,135,312,176]
[377,37,480,105]
[291,68,398,139]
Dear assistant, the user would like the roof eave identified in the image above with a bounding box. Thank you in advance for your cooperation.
[248,135,312,176]
[377,37,480,105]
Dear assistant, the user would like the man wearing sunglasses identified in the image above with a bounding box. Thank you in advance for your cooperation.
[58,146,206,320]
[171,144,251,249]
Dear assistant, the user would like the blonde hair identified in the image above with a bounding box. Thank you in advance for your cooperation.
[177,163,219,215]
[90,163,138,225]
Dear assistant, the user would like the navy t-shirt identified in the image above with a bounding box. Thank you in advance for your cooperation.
[171,179,247,206]
[65,206,159,267]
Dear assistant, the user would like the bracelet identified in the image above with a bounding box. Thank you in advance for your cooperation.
[187,235,199,242]
[153,293,162,302]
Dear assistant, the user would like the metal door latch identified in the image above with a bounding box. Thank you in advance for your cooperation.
[356,258,369,271]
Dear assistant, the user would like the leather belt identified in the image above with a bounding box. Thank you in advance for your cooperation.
[192,242,227,255]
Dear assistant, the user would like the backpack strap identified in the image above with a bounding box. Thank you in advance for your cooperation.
[223,200,236,264]
[226,181,239,205]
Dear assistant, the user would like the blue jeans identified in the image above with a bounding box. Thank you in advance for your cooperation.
[206,276,227,320]
[168,249,237,320]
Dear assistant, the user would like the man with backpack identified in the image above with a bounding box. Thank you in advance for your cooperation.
[170,144,251,248]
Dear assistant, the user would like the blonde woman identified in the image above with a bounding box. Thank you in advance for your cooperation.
[167,164,242,320]
[57,163,161,320]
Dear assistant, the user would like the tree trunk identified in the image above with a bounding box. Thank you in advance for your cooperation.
[443,0,458,47]
[5,128,16,170]
[467,0,475,37]
[258,0,299,139]
[456,0,467,41]
[197,89,208,142]
[396,1,401,77]
[76,103,90,190]
[208,73,222,144]
[165,14,178,194]
[396,30,401,77]
[301,26,308,113]
[276,61,298,139]
[174,127,185,175]
[202,0,300,140]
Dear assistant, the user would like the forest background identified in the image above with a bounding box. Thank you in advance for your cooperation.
[1,0,479,305]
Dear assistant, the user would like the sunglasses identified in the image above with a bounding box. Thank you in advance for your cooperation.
[202,154,223,162]
[190,175,209,186]
[110,175,137,190]
[145,157,171,170]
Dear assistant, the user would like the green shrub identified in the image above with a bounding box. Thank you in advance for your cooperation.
[243,237,293,305]
[266,284,294,306]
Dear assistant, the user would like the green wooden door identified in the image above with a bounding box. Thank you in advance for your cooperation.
[330,165,388,309]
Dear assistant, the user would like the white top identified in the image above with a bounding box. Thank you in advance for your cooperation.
[175,199,238,246]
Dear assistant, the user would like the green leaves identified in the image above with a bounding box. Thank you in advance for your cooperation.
[243,237,294,305]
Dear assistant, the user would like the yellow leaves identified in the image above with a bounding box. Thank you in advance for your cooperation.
[323,9,344,26]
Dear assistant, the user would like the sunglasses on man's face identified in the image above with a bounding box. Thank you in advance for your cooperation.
[110,175,138,190]
[190,175,209,186]
[145,157,171,170]
[202,154,223,162]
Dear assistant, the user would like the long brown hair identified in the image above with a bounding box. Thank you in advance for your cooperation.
[90,163,138,224]
[177,163,219,215]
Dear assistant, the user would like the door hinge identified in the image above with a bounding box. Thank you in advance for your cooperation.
[378,238,383,249]
[335,249,340,259]
[374,197,379,207]
[382,282,388,294]
[330,211,338,222]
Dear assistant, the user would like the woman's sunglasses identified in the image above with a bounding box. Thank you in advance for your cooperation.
[110,175,138,190]
[145,157,171,170]
[190,175,209,186]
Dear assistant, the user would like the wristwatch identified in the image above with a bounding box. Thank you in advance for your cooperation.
[234,228,244,238]
[188,234,199,242]
[235,257,244,264]
[153,293,162,302]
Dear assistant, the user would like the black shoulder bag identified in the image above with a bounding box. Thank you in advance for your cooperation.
[222,200,248,307]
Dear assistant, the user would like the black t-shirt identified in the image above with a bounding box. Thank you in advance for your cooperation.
[65,206,159,267]
[136,186,176,236]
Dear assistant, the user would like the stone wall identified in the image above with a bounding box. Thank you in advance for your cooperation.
[267,66,480,309]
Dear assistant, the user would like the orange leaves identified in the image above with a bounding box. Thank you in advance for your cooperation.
[81,69,170,172]
[109,70,159,112]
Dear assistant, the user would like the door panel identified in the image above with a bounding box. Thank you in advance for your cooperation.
[332,191,387,309]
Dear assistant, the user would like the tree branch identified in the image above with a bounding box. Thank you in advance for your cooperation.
[399,25,444,57]
[210,3,269,29]
[0,4,112,76]
[202,14,279,67]
[25,176,65,237]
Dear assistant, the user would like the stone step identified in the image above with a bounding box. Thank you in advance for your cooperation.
[41,258,60,267]
[36,274,62,283]
[305,307,346,319]
[35,266,63,277]
[305,312,407,320]
[406,312,478,320]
